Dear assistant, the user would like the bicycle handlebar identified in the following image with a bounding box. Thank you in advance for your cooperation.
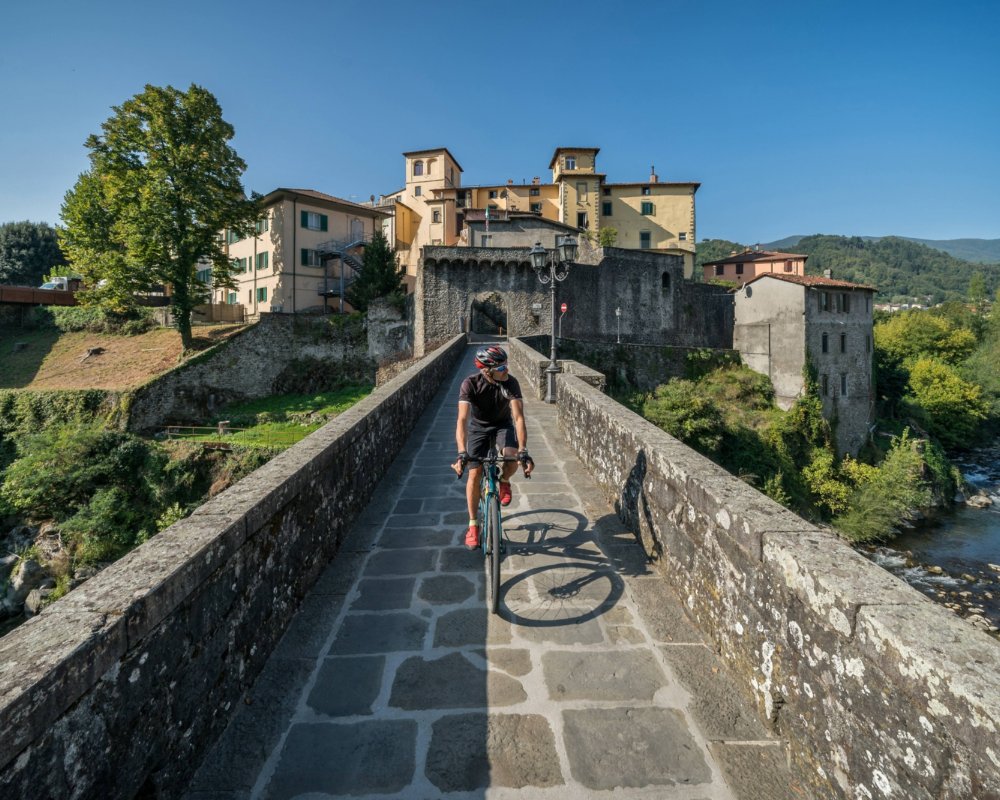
[452,455,532,480]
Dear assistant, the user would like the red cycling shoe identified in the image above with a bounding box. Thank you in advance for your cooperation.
[499,481,513,507]
[464,524,480,550]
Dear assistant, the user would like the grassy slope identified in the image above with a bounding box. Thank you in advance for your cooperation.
[1,324,244,390]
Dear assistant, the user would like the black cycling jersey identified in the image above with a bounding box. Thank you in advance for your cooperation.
[459,373,523,426]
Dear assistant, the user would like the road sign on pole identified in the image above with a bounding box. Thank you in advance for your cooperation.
[560,302,567,313]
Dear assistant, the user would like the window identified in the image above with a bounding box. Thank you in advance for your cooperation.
[301,211,328,231]
[480,234,492,246]
[641,186,651,196]
[736,263,744,275]
[248,289,252,304]
[602,187,611,196]
[577,211,588,229]
[843,293,851,312]
[602,201,612,216]
[820,291,830,311]
[432,209,441,223]
[641,201,654,215]
[414,186,422,197]
[531,202,542,213]
[784,260,792,272]
[256,286,267,302]
[822,332,829,353]
[255,217,269,234]
[301,249,324,267]
[822,375,829,396]
[529,187,540,197]
[641,232,652,250]
[840,332,847,353]
[489,190,498,199]
[227,230,240,244]
[413,160,423,176]
[714,264,723,276]
[576,182,588,202]
[565,155,576,170]
[840,373,848,396]
[866,335,871,354]
[196,267,212,285]
[227,292,237,305]
[256,251,269,270]
[678,232,687,241]
[488,203,498,211]
[661,272,671,290]
[232,257,248,273]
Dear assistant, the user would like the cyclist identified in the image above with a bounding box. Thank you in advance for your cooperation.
[452,346,534,549]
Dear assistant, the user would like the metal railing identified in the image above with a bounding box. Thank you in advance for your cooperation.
[161,424,310,450]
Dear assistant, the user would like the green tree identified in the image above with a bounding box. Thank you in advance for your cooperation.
[969,271,987,308]
[875,310,978,365]
[0,221,67,285]
[345,229,405,313]
[905,357,988,448]
[59,84,258,349]
[598,227,618,247]
[642,380,725,455]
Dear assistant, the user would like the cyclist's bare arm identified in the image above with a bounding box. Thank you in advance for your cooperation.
[453,401,471,476]
[510,399,534,476]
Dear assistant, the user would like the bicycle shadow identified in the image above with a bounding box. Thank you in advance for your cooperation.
[495,507,641,628]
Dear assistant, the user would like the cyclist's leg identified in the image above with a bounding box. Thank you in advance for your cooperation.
[497,420,519,481]
[466,464,483,521]
[464,423,492,548]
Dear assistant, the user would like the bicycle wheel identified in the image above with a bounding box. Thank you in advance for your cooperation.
[487,495,501,615]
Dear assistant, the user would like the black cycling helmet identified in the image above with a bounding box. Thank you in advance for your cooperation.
[474,345,508,370]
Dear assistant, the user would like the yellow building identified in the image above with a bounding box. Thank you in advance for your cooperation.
[209,188,389,315]
[374,146,699,279]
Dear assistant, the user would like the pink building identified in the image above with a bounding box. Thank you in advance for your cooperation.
[702,248,807,283]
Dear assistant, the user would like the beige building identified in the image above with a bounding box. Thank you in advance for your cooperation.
[204,188,390,315]
[703,249,808,283]
[373,146,700,280]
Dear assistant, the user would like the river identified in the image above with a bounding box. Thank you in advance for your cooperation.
[864,443,1000,635]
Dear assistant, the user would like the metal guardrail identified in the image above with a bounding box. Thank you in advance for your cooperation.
[161,424,309,449]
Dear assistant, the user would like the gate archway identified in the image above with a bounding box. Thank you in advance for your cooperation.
[469,292,508,338]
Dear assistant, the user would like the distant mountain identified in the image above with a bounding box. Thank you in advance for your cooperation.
[698,234,1000,302]
[762,235,1000,264]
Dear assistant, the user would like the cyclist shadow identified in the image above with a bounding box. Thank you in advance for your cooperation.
[496,507,638,628]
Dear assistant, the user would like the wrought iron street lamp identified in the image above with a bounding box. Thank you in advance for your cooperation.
[530,236,578,403]
[615,306,621,344]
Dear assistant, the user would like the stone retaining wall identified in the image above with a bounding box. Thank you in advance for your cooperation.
[556,373,1000,800]
[506,337,605,400]
[0,334,466,799]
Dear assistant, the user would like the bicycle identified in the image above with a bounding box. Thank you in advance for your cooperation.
[454,444,530,614]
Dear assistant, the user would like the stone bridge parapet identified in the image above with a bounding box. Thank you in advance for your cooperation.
[0,335,466,799]
[556,372,1000,799]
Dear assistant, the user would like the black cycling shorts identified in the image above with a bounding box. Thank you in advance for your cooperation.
[467,419,518,462]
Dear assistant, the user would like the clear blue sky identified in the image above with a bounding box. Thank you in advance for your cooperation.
[2,0,998,243]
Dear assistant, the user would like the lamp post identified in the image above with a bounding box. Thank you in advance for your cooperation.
[615,306,621,344]
[530,235,577,403]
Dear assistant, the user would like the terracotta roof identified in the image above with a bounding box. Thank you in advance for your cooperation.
[402,148,464,172]
[549,147,601,169]
[743,273,877,291]
[266,188,391,215]
[702,249,806,266]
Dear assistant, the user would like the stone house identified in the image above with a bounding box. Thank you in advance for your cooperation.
[372,146,699,281]
[733,273,876,456]
[702,248,808,283]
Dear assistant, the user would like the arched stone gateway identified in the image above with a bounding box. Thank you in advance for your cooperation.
[469,291,508,336]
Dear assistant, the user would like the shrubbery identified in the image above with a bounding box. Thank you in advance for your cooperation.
[11,304,157,335]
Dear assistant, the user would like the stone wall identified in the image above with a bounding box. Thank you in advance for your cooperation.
[414,246,734,355]
[126,314,373,431]
[0,334,466,799]
[522,336,739,392]
[506,337,606,400]
[556,374,1000,800]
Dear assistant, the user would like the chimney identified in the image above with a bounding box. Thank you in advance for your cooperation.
[532,176,541,185]
[649,164,659,183]
[823,269,832,279]
[507,178,514,185]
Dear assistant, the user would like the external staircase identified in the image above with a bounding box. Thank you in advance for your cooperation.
[315,234,371,310]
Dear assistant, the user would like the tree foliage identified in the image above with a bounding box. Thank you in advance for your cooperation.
[904,357,988,449]
[345,229,405,313]
[875,310,978,365]
[0,221,67,285]
[59,83,258,349]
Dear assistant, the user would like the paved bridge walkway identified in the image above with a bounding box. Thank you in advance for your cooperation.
[185,345,799,800]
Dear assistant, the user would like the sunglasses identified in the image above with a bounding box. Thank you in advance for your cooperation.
[487,365,508,373]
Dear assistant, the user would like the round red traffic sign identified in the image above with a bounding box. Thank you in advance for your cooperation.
[560,302,568,313]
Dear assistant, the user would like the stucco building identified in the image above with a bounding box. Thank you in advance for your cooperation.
[374,146,700,281]
[702,248,808,283]
[205,188,390,315]
[733,273,876,456]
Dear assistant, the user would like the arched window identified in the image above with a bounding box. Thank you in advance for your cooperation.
[413,160,424,177]
[661,272,671,290]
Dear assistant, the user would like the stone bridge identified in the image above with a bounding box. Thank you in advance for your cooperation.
[1,337,998,799]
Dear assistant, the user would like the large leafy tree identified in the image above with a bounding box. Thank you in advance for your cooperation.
[345,229,405,313]
[60,84,258,349]
[0,221,67,285]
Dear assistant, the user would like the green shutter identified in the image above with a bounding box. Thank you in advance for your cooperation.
[301,210,308,228]
[302,248,308,266]
[263,252,269,269]
[320,214,328,232]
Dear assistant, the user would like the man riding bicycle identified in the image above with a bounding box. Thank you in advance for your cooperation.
[452,346,534,549]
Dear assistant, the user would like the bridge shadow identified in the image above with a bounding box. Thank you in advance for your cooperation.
[0,322,60,388]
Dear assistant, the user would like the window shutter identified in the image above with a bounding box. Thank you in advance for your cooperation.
[301,210,308,228]
[320,214,328,232]
[302,248,308,266]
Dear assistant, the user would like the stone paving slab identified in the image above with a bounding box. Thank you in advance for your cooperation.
[186,343,796,800]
